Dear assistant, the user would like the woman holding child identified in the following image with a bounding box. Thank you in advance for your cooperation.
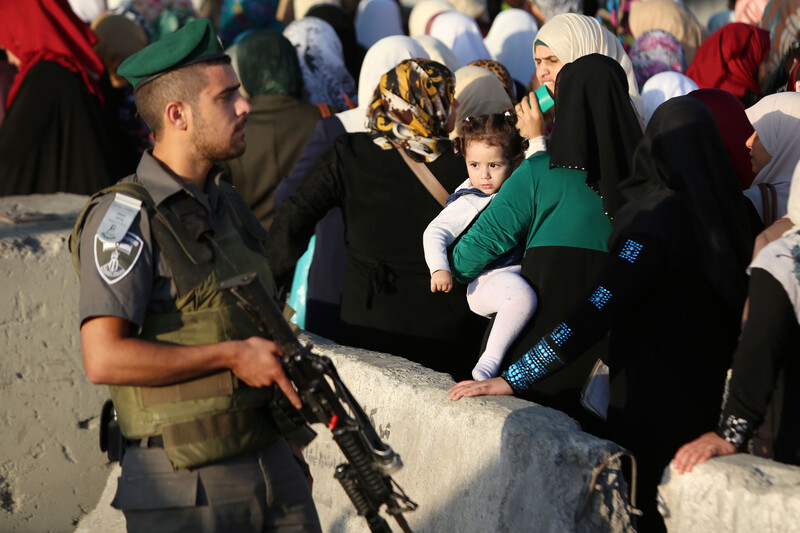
[451,96,754,532]
[450,54,643,430]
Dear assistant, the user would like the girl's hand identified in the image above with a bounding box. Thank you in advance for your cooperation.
[516,91,546,140]
[449,377,513,400]
[431,270,453,293]
[672,431,737,474]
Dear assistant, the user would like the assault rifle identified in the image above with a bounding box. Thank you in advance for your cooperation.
[218,272,417,533]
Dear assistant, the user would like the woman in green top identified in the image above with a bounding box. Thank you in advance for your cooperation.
[450,54,642,431]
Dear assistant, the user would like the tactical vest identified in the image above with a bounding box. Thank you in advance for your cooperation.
[71,179,281,470]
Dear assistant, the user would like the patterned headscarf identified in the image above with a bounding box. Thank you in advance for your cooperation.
[367,59,455,163]
[629,30,686,90]
[283,17,357,110]
[469,59,516,103]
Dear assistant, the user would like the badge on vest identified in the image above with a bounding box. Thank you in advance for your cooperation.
[94,232,143,285]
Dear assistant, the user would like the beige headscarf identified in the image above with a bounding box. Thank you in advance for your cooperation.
[535,13,645,121]
[628,0,708,64]
[451,65,513,138]
[409,0,454,37]
[413,35,462,74]
[91,13,149,88]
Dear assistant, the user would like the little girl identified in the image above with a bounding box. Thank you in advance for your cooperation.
[423,112,537,381]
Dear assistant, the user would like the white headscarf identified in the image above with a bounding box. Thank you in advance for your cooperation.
[413,35,462,74]
[749,160,800,325]
[451,65,514,138]
[67,0,106,23]
[535,13,645,121]
[337,35,430,133]
[355,0,404,49]
[641,71,698,122]
[429,11,492,66]
[284,17,357,111]
[484,9,538,87]
[408,0,454,37]
[743,92,800,222]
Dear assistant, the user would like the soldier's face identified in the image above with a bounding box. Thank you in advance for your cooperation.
[190,63,251,162]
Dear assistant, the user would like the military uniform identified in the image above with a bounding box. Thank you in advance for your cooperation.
[73,149,321,532]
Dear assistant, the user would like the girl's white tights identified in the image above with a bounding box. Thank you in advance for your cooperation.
[466,265,537,381]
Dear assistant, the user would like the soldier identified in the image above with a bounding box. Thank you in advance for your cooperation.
[70,19,321,532]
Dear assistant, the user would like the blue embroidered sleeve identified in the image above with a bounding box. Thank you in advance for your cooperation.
[501,337,566,393]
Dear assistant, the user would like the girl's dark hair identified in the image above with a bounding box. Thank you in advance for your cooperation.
[452,111,529,169]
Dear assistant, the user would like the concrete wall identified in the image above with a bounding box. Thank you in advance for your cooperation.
[0,194,112,533]
[4,194,797,533]
[658,455,800,532]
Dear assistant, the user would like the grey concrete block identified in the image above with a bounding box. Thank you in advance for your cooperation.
[0,194,112,533]
[659,455,800,533]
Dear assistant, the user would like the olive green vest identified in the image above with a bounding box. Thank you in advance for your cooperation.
[71,180,281,470]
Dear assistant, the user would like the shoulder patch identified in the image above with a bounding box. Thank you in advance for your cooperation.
[94,232,144,285]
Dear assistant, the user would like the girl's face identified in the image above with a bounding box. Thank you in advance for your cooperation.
[465,140,511,194]
[534,44,564,93]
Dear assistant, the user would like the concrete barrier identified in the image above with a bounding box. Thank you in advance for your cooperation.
[7,194,797,533]
[0,194,112,533]
[658,455,800,532]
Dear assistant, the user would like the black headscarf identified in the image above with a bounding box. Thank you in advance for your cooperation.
[236,30,303,98]
[610,96,754,309]
[549,54,643,219]
[306,4,366,83]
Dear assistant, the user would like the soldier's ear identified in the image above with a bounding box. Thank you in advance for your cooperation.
[165,100,189,131]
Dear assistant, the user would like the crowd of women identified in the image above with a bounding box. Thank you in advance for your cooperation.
[2,0,800,530]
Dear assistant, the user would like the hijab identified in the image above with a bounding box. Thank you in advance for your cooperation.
[628,0,707,64]
[293,0,341,19]
[408,0,454,37]
[734,0,769,25]
[413,35,462,75]
[743,93,800,221]
[535,0,582,19]
[284,17,357,110]
[535,13,645,121]
[483,9,538,88]
[91,13,149,88]
[0,0,106,109]
[750,160,800,325]
[452,66,513,138]
[67,0,106,22]
[549,54,643,219]
[218,0,282,46]
[468,59,516,103]
[337,35,429,133]
[628,30,686,91]
[613,96,753,310]
[355,0,404,49]
[759,0,800,93]
[367,58,455,163]
[685,23,770,102]
[688,89,755,191]
[641,71,697,122]
[428,11,492,66]
[236,30,303,97]
[306,4,365,82]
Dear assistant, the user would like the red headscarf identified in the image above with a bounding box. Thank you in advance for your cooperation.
[0,0,106,109]
[686,23,769,100]
[688,88,756,190]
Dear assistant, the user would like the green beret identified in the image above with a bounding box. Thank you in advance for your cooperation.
[118,18,227,90]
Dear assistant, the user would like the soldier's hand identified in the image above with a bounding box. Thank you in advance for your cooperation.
[233,337,302,409]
